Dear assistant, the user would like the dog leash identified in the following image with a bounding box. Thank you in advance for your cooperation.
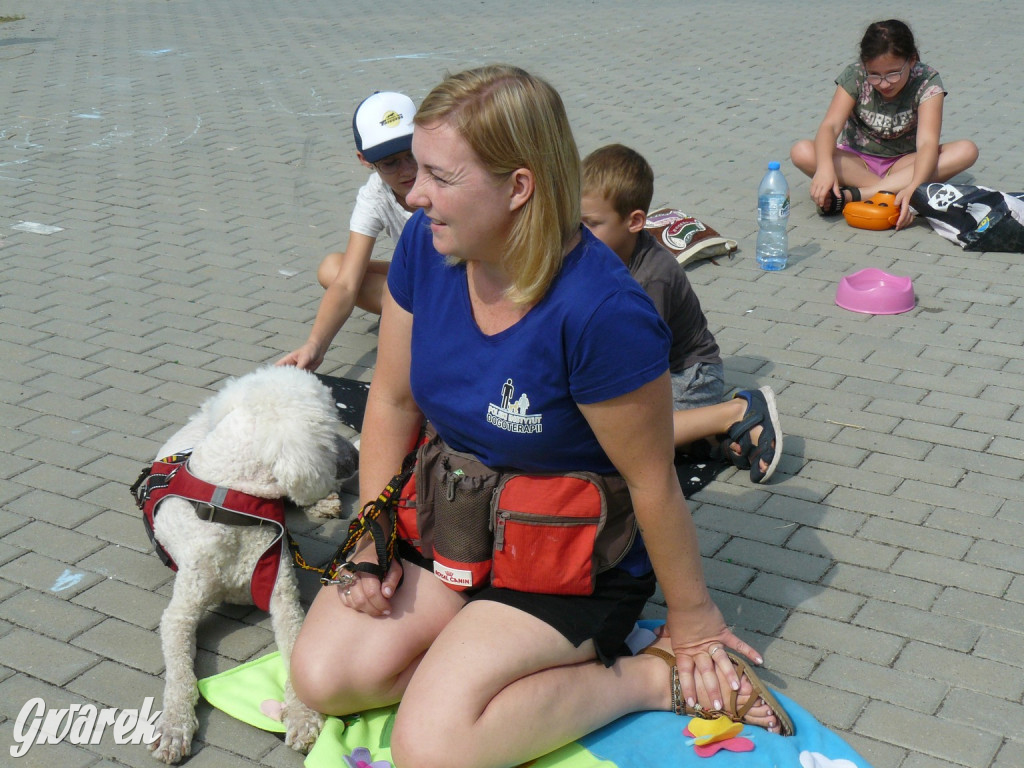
[291,449,417,588]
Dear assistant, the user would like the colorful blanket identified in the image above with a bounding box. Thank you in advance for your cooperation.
[198,624,873,768]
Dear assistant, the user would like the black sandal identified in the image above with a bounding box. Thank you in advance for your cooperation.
[711,387,783,484]
[817,186,860,216]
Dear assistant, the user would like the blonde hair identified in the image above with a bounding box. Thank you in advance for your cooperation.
[415,64,581,305]
[582,144,654,219]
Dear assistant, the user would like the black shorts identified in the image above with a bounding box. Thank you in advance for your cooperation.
[397,540,656,666]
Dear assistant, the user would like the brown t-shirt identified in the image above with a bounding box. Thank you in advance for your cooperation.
[628,230,721,374]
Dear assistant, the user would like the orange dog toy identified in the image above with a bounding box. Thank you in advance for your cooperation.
[843,191,901,230]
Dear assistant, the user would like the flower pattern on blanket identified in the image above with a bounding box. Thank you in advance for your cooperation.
[800,751,859,768]
[684,717,754,758]
[343,746,391,768]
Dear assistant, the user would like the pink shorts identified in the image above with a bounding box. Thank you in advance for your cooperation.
[837,145,905,178]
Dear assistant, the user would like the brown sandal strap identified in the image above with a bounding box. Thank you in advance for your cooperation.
[640,646,683,715]
[642,646,762,725]
[733,688,754,719]
[725,650,795,736]
[640,646,675,665]
[641,644,794,735]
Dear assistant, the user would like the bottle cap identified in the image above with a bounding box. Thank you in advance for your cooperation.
[768,161,781,170]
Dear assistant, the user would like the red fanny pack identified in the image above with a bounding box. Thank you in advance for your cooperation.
[395,427,636,595]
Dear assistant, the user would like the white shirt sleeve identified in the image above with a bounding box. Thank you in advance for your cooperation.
[348,173,413,243]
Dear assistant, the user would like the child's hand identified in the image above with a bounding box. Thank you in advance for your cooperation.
[809,170,838,210]
[893,187,916,230]
[275,341,325,371]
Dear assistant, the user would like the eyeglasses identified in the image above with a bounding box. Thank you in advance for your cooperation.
[866,61,908,86]
[373,151,417,175]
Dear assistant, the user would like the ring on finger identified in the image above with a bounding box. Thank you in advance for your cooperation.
[709,646,721,656]
[345,589,352,597]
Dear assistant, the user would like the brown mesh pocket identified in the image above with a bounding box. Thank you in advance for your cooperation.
[429,457,498,590]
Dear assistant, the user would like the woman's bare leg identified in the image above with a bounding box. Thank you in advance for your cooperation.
[290,563,465,715]
[391,601,777,768]
[316,252,344,289]
[792,139,978,213]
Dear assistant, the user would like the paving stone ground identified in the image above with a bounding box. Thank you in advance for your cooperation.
[1,1,1022,766]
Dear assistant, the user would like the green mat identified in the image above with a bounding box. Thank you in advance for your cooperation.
[198,652,612,767]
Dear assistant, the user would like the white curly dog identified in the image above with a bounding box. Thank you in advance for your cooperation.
[137,366,357,763]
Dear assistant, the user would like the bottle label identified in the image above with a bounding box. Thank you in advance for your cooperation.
[758,194,790,220]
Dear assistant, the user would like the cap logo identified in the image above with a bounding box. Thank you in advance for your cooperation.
[379,110,403,128]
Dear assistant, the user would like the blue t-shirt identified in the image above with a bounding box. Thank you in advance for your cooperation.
[389,209,671,475]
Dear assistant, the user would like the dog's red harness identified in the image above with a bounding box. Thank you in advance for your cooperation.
[131,452,286,611]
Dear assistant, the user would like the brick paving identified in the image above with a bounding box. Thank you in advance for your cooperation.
[1,1,1022,766]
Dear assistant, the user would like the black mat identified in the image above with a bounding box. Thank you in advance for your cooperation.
[676,455,728,498]
[315,374,370,433]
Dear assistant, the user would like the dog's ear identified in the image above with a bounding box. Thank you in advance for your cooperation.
[256,406,341,507]
[270,436,338,508]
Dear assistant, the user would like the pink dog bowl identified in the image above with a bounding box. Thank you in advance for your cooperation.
[835,268,915,315]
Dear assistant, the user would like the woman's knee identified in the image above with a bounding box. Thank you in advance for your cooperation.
[289,633,363,713]
[290,641,404,715]
[289,648,336,712]
[391,714,464,768]
[935,140,980,180]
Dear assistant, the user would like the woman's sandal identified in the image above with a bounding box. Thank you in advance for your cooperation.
[641,645,795,736]
[817,186,861,216]
[711,386,783,484]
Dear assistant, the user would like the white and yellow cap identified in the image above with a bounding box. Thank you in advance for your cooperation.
[352,91,415,163]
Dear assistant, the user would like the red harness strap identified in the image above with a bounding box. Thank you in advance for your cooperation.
[131,453,287,611]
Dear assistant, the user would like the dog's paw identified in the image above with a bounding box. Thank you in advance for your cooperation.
[282,701,325,754]
[148,712,197,764]
[306,492,343,519]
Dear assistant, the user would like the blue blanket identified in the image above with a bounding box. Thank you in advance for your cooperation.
[198,623,873,768]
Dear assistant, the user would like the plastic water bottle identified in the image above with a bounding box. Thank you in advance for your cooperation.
[756,161,790,271]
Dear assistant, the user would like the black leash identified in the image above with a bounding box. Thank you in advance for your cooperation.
[315,449,417,587]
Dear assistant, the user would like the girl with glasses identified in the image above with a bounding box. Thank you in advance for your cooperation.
[790,19,978,229]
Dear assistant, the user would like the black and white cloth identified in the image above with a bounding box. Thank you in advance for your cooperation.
[911,182,1024,253]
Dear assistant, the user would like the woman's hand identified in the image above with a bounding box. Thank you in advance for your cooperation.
[578,376,763,712]
[336,550,403,617]
[664,603,763,712]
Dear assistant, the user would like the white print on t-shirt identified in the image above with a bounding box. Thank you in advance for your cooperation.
[487,378,543,434]
[861,107,913,138]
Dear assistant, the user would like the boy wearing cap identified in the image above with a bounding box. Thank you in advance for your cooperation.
[277,91,417,371]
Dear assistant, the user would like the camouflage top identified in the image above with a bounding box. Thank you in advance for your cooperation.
[836,61,946,158]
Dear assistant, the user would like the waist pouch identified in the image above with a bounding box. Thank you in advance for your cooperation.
[395,426,637,595]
